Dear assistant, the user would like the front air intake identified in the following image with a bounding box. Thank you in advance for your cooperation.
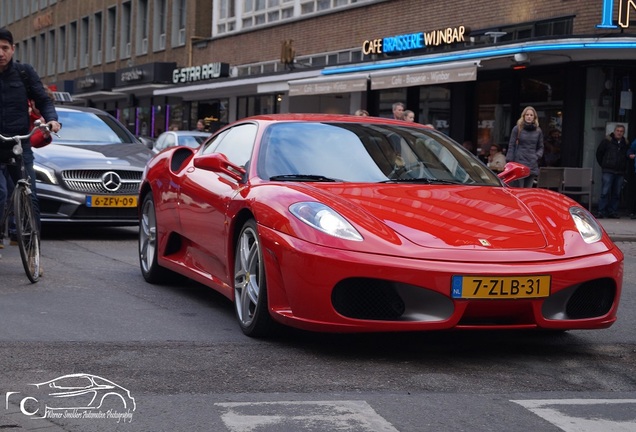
[332,278,405,320]
[566,281,615,319]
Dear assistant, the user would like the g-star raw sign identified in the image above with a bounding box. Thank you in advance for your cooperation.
[172,62,230,84]
[598,0,636,28]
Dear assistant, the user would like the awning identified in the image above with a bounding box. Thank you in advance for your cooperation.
[153,70,318,100]
[288,73,369,96]
[369,61,479,90]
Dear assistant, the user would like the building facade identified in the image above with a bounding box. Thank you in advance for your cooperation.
[2,0,636,203]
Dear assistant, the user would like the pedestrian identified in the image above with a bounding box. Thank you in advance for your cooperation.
[0,28,61,233]
[392,102,405,120]
[403,110,415,122]
[506,106,544,187]
[487,143,507,173]
[195,119,205,131]
[596,124,629,219]
[354,109,369,116]
[628,137,636,219]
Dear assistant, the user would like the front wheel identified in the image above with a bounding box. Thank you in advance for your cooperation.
[139,192,171,283]
[14,184,40,283]
[234,219,273,337]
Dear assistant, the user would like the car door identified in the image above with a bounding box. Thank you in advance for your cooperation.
[177,123,258,291]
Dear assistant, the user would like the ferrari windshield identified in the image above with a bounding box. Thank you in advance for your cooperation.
[258,122,502,185]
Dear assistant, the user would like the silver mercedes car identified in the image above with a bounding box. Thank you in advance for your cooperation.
[33,106,153,225]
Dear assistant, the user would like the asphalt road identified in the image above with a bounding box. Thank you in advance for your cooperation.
[0,226,634,431]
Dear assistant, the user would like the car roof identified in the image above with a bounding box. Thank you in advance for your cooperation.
[162,130,211,136]
[54,105,113,115]
[238,113,435,128]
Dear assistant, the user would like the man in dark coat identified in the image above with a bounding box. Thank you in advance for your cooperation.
[595,124,629,218]
[0,27,61,229]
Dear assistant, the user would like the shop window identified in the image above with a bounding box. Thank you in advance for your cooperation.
[476,80,513,155]
[419,86,451,134]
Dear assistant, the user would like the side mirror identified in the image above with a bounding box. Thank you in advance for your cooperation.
[193,153,246,182]
[498,162,530,185]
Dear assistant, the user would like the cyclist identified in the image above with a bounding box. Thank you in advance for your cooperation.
[0,28,61,232]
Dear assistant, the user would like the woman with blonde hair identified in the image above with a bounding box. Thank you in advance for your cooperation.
[506,106,544,187]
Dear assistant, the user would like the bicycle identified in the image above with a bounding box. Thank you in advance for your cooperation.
[0,120,53,283]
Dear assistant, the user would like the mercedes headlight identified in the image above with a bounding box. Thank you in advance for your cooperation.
[34,163,58,185]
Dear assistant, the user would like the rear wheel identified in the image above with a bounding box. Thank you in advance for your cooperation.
[139,193,170,283]
[14,184,40,283]
[234,219,273,337]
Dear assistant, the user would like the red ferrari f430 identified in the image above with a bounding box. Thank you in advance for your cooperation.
[138,114,622,337]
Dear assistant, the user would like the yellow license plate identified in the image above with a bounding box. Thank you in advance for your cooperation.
[451,275,551,299]
[86,195,138,208]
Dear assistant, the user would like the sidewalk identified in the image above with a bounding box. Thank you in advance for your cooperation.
[598,215,636,242]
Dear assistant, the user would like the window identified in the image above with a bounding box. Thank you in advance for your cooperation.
[106,7,116,62]
[47,29,55,76]
[153,0,167,51]
[37,33,45,73]
[121,1,132,59]
[136,0,149,55]
[172,0,186,47]
[204,124,258,169]
[80,16,89,68]
[57,25,66,73]
[215,0,373,36]
[68,21,77,71]
[93,12,103,65]
[28,36,36,66]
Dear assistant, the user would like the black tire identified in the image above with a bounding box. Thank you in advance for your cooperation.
[14,184,40,283]
[139,192,171,283]
[233,219,273,337]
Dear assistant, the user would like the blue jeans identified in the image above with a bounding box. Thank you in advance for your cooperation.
[510,174,536,188]
[598,172,624,216]
[0,165,9,217]
[6,145,40,230]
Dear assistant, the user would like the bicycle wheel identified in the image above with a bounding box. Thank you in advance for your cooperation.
[13,184,40,283]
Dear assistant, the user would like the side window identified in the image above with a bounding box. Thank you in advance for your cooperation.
[154,135,167,151]
[203,123,258,168]
[201,129,231,154]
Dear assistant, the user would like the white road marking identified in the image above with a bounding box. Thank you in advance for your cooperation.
[215,400,399,432]
[511,399,636,432]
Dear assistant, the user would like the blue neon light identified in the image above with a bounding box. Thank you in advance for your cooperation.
[321,40,636,75]
[597,0,617,28]
[383,33,425,53]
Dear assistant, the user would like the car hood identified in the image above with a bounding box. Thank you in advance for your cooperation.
[293,183,585,252]
[34,142,152,170]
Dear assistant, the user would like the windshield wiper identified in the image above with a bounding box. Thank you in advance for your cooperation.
[380,177,462,184]
[269,174,339,182]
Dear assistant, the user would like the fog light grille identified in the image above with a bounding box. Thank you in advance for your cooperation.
[332,278,405,320]
[566,282,615,319]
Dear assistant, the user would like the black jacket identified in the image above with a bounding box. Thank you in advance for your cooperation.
[0,60,58,137]
[596,132,629,174]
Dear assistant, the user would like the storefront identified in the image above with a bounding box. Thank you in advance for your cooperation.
[153,62,322,129]
[148,5,636,208]
[73,72,125,115]
[113,62,177,137]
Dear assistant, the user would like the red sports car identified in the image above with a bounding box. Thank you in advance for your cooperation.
[138,114,622,337]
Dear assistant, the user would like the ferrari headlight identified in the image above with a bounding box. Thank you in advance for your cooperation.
[290,202,363,241]
[570,206,602,244]
[34,163,58,185]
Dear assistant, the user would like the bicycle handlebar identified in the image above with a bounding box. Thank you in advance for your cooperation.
[0,120,53,143]
[0,121,61,157]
